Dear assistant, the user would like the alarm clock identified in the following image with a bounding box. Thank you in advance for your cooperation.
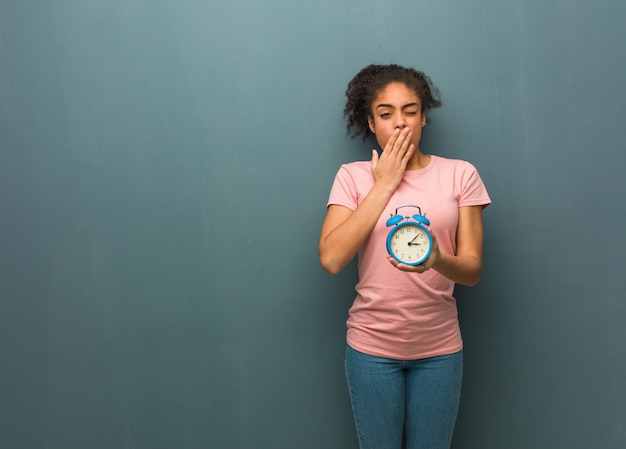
[385,205,433,266]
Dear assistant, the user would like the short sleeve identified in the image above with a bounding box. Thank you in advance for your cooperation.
[327,164,360,211]
[457,161,491,209]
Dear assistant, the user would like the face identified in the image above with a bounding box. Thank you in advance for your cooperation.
[367,82,426,150]
[388,223,432,265]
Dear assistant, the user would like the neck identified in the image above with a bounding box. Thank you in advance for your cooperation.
[406,151,431,170]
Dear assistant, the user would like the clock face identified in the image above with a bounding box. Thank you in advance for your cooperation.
[386,222,432,265]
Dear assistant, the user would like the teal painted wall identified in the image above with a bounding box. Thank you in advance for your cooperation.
[1,1,624,448]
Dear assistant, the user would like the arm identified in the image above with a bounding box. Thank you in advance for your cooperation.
[387,205,485,286]
[319,190,391,275]
[319,128,414,275]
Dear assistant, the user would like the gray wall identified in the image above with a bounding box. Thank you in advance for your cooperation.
[1,0,624,448]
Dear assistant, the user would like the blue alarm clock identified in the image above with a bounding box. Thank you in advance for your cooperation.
[385,205,433,266]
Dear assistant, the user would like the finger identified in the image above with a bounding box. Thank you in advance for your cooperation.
[382,129,402,154]
[402,143,416,162]
[394,129,412,156]
[391,127,410,148]
[371,149,379,171]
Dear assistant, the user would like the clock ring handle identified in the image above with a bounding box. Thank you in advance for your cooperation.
[388,205,430,227]
[394,205,423,216]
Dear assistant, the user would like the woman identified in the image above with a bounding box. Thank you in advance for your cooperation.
[319,64,491,449]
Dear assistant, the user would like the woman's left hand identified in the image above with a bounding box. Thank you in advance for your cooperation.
[388,206,485,286]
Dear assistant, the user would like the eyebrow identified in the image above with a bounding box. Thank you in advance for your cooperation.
[375,102,420,109]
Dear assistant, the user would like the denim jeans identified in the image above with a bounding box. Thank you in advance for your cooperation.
[345,345,463,449]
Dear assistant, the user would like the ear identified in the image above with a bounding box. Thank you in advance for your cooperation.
[368,116,376,134]
[421,113,426,127]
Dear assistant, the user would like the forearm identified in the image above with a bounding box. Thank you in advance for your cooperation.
[319,184,394,275]
[431,251,483,287]
[320,128,417,275]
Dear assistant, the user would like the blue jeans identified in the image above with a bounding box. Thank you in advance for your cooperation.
[345,345,463,449]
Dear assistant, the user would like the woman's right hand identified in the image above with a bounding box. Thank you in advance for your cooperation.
[371,127,415,191]
[319,127,415,275]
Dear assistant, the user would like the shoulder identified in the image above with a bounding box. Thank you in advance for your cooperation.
[334,160,371,182]
[430,156,491,206]
[430,155,478,172]
[429,155,484,183]
[328,161,372,208]
[338,160,370,173]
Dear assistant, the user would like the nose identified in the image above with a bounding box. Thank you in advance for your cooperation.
[394,116,407,129]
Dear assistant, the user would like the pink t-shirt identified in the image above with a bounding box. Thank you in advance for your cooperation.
[327,155,491,360]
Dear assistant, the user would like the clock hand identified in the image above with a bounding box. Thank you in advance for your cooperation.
[408,235,423,246]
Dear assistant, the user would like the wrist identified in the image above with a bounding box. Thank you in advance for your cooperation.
[371,179,398,198]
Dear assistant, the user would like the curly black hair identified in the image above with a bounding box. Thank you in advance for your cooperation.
[344,64,442,141]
